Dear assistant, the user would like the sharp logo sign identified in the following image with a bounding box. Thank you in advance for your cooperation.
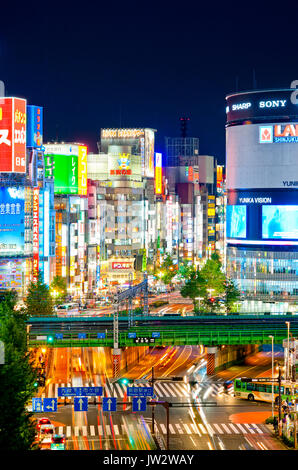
[260,124,298,143]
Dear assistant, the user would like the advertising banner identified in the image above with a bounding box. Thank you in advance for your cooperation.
[226,205,247,238]
[155,152,162,194]
[226,122,298,189]
[0,259,23,290]
[78,145,87,195]
[0,187,25,256]
[32,187,39,282]
[262,205,298,240]
[44,144,79,194]
[0,97,26,173]
[26,105,43,148]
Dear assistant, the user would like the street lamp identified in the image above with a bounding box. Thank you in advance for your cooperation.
[286,321,290,381]
[269,335,274,418]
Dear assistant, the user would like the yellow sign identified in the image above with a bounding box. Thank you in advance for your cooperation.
[78,145,88,195]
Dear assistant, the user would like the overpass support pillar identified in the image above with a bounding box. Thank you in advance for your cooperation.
[206,347,218,376]
[112,348,121,378]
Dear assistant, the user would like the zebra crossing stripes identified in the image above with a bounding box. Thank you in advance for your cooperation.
[52,421,266,438]
[48,381,192,399]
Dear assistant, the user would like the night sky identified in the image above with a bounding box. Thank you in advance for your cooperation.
[1,1,298,164]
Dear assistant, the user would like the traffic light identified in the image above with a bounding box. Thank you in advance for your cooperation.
[209,297,215,303]
[47,335,54,344]
[172,377,183,381]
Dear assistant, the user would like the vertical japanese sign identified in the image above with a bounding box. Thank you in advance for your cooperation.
[0,187,25,256]
[26,105,43,148]
[78,145,88,195]
[32,187,39,282]
[155,152,162,194]
[0,97,26,173]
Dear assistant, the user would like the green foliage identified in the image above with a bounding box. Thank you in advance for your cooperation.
[155,255,177,285]
[0,291,38,450]
[25,271,54,317]
[179,252,241,314]
[225,278,241,313]
[50,275,67,305]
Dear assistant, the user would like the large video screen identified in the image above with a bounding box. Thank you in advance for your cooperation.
[226,205,247,238]
[262,205,298,239]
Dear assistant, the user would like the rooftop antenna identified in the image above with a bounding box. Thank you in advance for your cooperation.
[180,117,190,138]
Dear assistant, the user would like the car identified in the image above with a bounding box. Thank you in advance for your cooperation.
[38,424,55,449]
[51,434,66,450]
[37,417,52,430]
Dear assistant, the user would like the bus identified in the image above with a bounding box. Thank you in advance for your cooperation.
[234,378,298,404]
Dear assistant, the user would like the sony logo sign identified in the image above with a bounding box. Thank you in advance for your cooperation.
[259,100,287,108]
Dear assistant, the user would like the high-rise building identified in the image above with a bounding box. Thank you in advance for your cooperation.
[226,88,298,313]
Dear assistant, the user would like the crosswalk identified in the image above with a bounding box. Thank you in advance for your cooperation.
[50,421,267,438]
[46,381,193,400]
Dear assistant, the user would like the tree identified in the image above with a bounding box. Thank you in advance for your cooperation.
[224,278,241,313]
[155,255,178,286]
[0,291,38,450]
[180,267,207,312]
[50,275,67,305]
[25,271,54,317]
[200,253,226,298]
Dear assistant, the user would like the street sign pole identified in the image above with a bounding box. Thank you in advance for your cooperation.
[278,366,282,435]
[151,366,155,434]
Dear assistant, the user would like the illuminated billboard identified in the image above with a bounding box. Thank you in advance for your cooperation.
[0,187,25,256]
[27,105,43,148]
[226,123,298,189]
[101,128,156,178]
[155,152,162,194]
[44,144,79,194]
[0,97,26,173]
[32,187,39,282]
[78,145,88,195]
[262,205,298,240]
[226,205,246,238]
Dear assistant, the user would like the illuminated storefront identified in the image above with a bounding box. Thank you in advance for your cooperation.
[226,89,298,312]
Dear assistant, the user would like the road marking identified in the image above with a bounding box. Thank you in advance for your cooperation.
[160,423,167,434]
[190,422,201,436]
[169,424,176,434]
[175,423,184,434]
[82,426,87,436]
[115,383,124,398]
[155,383,169,397]
[213,423,224,434]
[106,425,111,436]
[235,423,248,433]
[162,383,177,397]
[250,423,263,434]
[113,424,119,435]
[183,423,192,434]
[221,423,232,434]
[58,426,63,434]
[90,425,95,436]
[229,423,240,434]
[98,425,103,436]
[243,423,255,434]
[74,426,79,437]
[198,423,207,434]
[66,426,71,438]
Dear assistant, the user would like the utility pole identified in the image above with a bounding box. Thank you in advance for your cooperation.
[150,366,155,434]
[278,365,282,435]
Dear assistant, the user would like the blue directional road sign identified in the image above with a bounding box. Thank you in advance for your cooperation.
[43,398,58,412]
[74,397,88,412]
[55,333,63,339]
[102,397,117,412]
[152,332,160,338]
[97,333,106,339]
[132,397,147,412]
[128,332,136,339]
[32,397,43,412]
[127,386,153,397]
[78,333,86,339]
[58,386,103,397]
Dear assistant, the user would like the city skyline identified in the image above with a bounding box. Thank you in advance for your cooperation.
[1,3,298,162]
